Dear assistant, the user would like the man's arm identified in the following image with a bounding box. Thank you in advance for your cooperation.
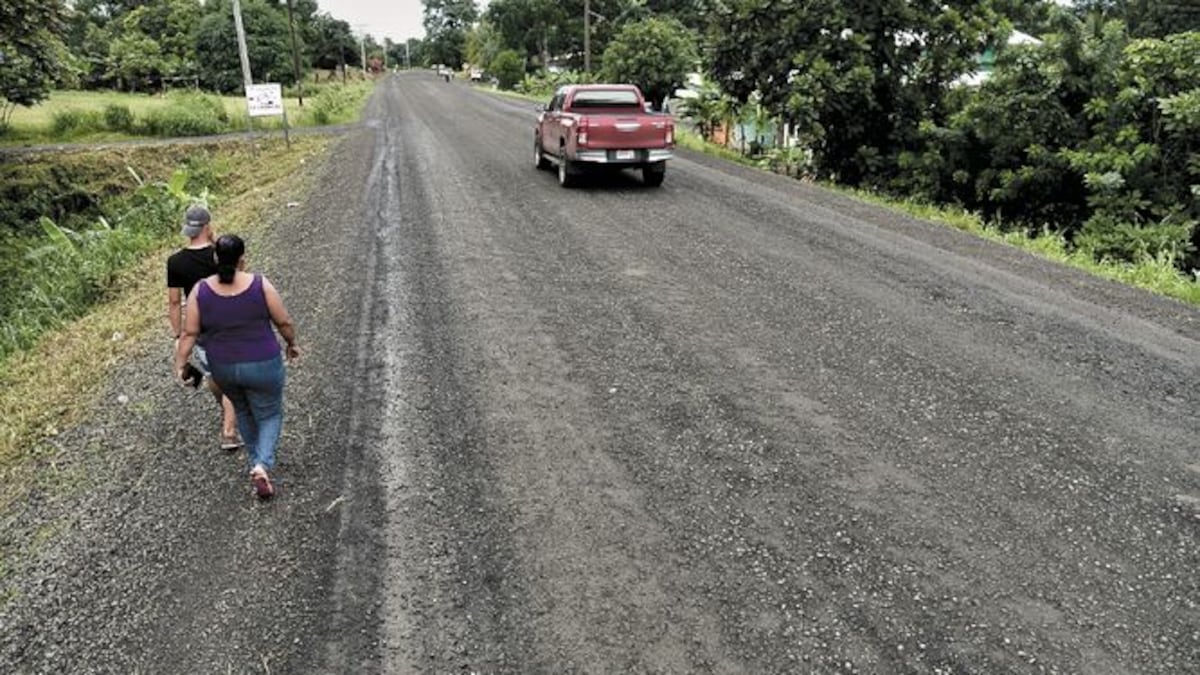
[167,287,183,338]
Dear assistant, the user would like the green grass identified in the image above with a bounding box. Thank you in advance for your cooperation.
[1,82,375,145]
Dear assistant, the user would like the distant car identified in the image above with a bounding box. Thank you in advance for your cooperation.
[533,84,675,188]
[469,68,484,82]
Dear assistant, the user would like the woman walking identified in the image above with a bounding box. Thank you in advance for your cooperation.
[174,235,300,499]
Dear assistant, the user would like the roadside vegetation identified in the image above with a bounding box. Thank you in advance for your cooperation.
[1,81,373,146]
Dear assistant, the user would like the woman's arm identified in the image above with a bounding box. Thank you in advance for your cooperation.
[262,277,299,361]
[173,288,202,379]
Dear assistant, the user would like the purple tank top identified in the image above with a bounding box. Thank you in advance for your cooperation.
[196,274,281,364]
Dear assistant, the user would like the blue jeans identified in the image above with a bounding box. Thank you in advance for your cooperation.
[210,355,285,472]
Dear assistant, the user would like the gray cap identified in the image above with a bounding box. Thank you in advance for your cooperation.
[182,205,211,238]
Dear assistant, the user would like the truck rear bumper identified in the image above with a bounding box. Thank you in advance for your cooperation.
[574,149,674,164]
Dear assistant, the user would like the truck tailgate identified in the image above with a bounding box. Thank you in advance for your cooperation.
[581,114,671,149]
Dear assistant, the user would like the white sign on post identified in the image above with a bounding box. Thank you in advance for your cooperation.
[245,83,284,117]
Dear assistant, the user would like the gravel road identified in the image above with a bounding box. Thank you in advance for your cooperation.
[2,72,1198,674]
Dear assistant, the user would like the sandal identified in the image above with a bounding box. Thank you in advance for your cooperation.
[220,432,243,451]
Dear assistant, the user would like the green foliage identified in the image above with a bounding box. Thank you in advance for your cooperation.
[138,92,231,137]
[0,157,217,362]
[601,17,699,108]
[51,109,104,136]
[489,50,526,90]
[466,20,505,71]
[303,82,372,125]
[913,15,1128,230]
[424,0,479,69]
[484,0,571,71]
[709,0,1010,185]
[194,0,295,93]
[106,32,166,93]
[0,0,68,127]
[1062,31,1200,266]
[308,13,360,71]
[103,104,136,132]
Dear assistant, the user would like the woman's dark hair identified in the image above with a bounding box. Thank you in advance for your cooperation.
[214,234,245,284]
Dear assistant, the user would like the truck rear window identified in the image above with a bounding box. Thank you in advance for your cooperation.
[570,90,641,109]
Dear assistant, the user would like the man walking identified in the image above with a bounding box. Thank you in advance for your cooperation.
[167,205,241,451]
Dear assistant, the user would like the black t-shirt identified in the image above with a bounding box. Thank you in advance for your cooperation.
[166,245,217,297]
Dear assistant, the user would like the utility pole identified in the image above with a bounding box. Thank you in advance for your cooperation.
[339,41,346,83]
[231,0,253,93]
[584,0,591,73]
[360,32,367,76]
[284,0,304,106]
[405,41,411,70]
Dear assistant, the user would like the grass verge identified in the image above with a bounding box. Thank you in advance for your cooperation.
[0,136,331,511]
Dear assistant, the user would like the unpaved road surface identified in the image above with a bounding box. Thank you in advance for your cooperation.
[3,73,1199,673]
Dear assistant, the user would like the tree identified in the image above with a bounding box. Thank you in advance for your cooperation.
[601,17,698,108]
[912,11,1127,228]
[423,0,479,68]
[490,50,525,89]
[309,13,358,72]
[465,20,505,70]
[193,0,294,93]
[1073,0,1200,38]
[485,0,570,69]
[1065,31,1200,266]
[107,31,166,92]
[709,0,1012,186]
[0,0,67,128]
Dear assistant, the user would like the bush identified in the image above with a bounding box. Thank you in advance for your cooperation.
[166,91,229,123]
[489,50,525,91]
[51,109,103,136]
[1076,216,1196,264]
[303,83,371,126]
[138,93,230,137]
[140,108,227,137]
[103,104,136,132]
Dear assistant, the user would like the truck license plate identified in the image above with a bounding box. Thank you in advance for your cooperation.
[615,150,636,160]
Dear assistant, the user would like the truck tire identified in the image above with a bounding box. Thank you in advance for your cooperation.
[558,156,578,188]
[534,137,551,170]
[642,162,666,187]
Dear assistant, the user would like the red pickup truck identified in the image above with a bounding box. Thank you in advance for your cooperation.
[534,84,675,188]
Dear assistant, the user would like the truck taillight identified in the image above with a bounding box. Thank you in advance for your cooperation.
[577,118,589,146]
[666,126,674,145]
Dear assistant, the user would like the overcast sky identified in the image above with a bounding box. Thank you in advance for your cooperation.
[319,0,1074,42]
[317,0,492,42]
